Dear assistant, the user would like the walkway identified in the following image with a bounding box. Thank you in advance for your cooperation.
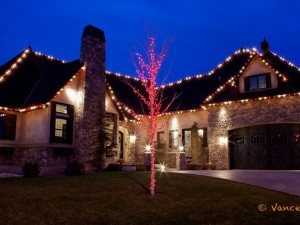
[171,170,300,196]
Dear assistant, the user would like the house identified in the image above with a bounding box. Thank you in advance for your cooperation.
[0,25,299,175]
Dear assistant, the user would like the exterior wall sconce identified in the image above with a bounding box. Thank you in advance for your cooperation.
[129,134,136,144]
[145,144,151,153]
[178,145,184,153]
[219,137,228,145]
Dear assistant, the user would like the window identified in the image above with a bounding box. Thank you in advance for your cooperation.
[182,129,192,157]
[272,134,288,144]
[0,113,16,140]
[251,135,266,144]
[169,130,179,148]
[231,136,245,144]
[157,132,165,149]
[294,133,300,144]
[50,102,74,144]
[245,73,271,91]
[104,113,117,148]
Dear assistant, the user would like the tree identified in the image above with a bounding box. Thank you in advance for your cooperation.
[128,35,177,197]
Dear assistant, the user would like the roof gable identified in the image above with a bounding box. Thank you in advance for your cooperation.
[204,51,300,105]
[106,49,252,117]
[0,48,83,111]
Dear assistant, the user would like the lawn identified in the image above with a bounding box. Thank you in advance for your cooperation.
[0,172,299,225]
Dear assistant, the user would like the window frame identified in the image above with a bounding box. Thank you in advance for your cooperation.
[169,130,179,149]
[244,73,271,92]
[157,131,166,149]
[50,102,74,144]
[0,113,17,140]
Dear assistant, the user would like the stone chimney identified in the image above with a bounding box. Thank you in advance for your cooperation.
[261,38,270,55]
[74,25,106,167]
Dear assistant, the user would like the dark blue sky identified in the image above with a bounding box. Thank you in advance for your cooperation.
[1,0,300,83]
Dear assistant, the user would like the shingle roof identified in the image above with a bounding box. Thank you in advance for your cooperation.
[206,51,300,104]
[106,49,252,115]
[0,48,83,109]
[107,48,300,117]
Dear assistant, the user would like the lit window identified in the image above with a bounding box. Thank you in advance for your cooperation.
[50,102,73,144]
[157,132,165,148]
[169,130,179,148]
[56,104,68,114]
[55,118,67,138]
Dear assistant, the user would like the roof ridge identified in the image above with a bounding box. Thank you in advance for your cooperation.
[32,50,67,64]
[268,51,300,72]
[202,50,257,105]
[0,48,31,83]
[159,48,253,89]
[106,71,140,81]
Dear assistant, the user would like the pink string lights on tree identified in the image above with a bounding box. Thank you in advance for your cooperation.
[127,35,178,197]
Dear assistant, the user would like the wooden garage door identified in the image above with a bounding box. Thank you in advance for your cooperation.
[229,124,300,170]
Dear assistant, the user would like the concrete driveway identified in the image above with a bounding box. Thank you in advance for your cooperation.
[171,170,300,196]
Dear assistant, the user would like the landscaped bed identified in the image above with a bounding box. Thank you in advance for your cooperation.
[0,172,299,225]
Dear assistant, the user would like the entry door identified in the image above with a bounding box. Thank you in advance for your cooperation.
[119,131,123,159]
[182,129,192,158]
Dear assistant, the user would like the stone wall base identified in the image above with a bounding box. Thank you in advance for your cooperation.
[0,147,74,175]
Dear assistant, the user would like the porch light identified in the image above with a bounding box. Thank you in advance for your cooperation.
[129,134,136,144]
[178,145,184,152]
[145,144,151,153]
[159,163,166,172]
[219,137,228,145]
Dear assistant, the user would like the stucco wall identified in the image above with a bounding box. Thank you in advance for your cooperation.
[18,108,50,144]
[207,95,300,169]
[239,57,278,93]
[134,110,208,154]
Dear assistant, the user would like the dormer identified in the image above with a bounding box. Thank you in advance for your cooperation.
[239,56,278,93]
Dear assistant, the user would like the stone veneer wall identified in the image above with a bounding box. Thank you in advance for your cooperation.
[74,25,106,166]
[0,147,72,175]
[208,95,300,169]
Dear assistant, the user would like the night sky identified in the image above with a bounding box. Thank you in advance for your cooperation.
[1,0,300,84]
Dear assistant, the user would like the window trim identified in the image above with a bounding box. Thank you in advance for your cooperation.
[244,73,271,92]
[0,113,17,140]
[169,130,179,148]
[50,102,74,144]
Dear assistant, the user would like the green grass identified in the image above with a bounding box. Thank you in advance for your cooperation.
[0,172,299,225]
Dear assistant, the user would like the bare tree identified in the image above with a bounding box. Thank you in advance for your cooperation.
[127,35,178,197]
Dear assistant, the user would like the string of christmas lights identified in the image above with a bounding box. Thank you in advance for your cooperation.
[1,46,300,117]
[0,47,82,113]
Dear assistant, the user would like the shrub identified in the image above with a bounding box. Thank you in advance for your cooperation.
[201,163,210,170]
[65,160,85,176]
[22,162,41,177]
[185,164,196,170]
[53,148,73,156]
[210,164,217,170]
[104,163,122,172]
[0,147,14,157]
[135,165,147,171]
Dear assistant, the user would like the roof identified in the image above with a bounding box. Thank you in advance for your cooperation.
[0,48,83,109]
[106,49,252,115]
[106,48,300,117]
[206,51,300,104]
[2,44,299,118]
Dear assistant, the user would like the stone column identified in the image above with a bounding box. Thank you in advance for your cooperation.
[144,152,151,170]
[191,123,201,164]
[74,25,106,169]
[177,152,186,170]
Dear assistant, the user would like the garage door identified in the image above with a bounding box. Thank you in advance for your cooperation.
[229,124,300,169]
